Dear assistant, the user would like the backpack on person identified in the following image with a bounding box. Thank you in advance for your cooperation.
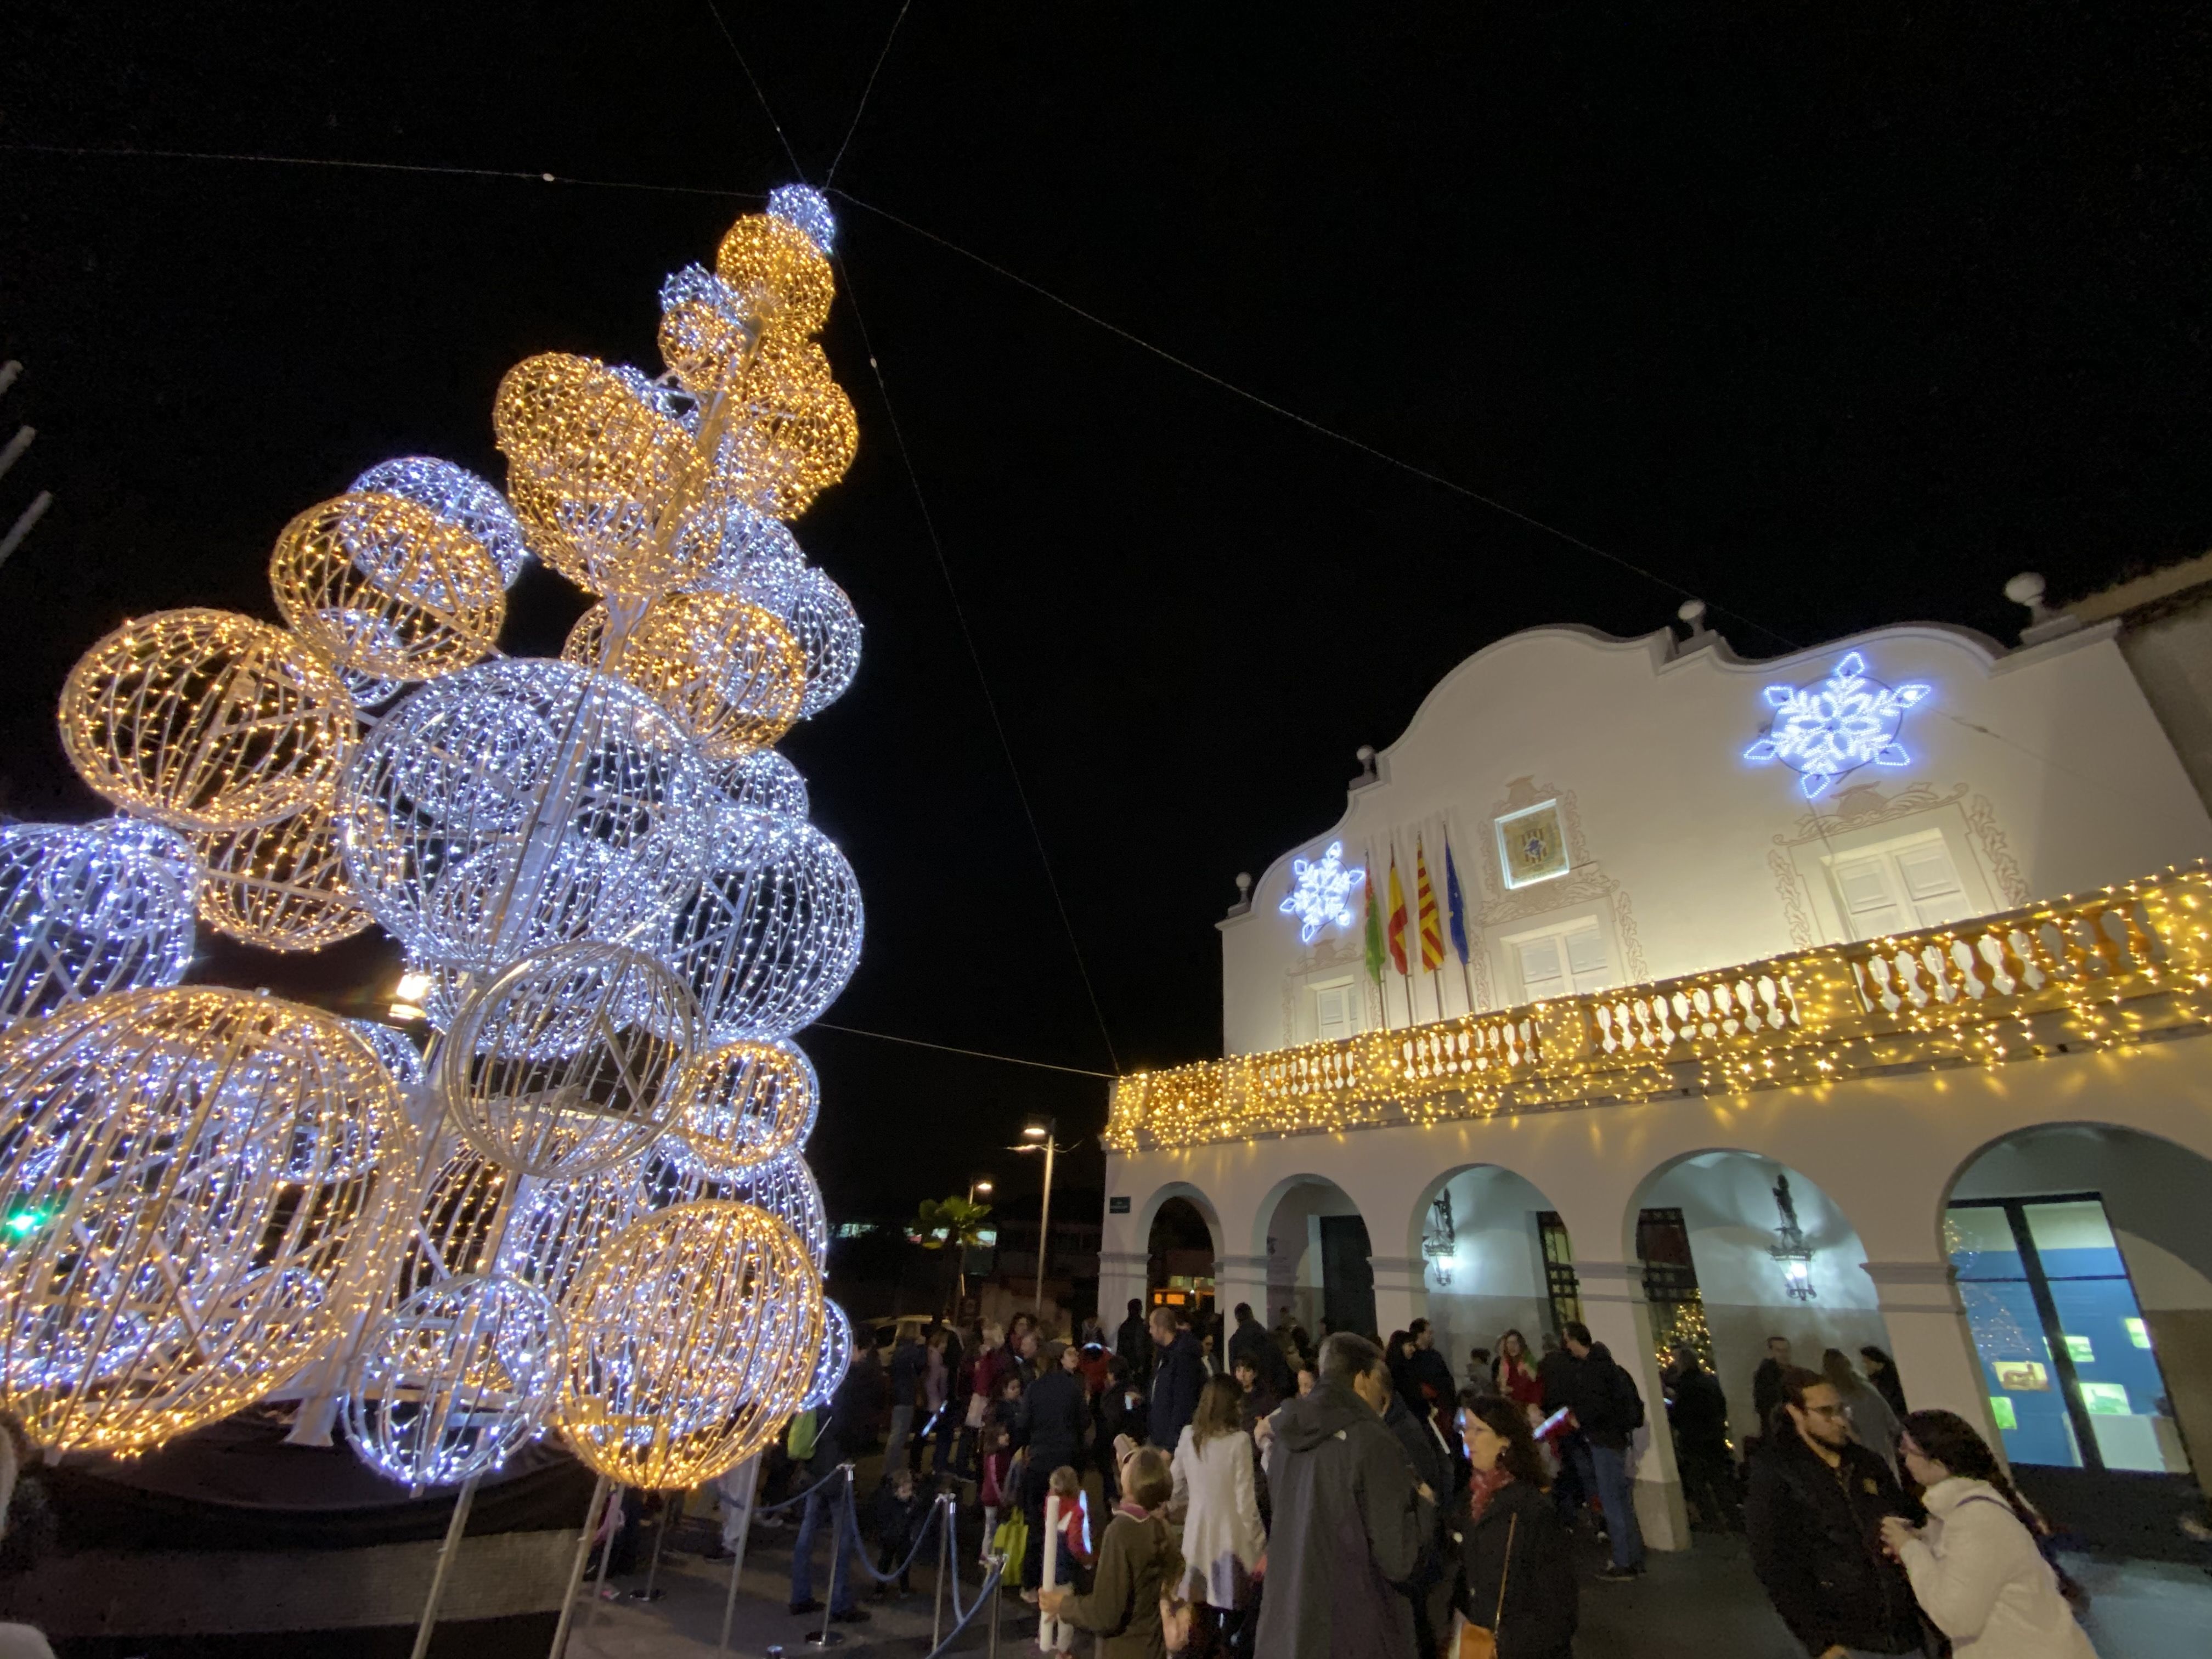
[1610,1361,1645,1431]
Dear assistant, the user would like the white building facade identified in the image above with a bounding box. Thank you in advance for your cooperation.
[1102,601,2212,1552]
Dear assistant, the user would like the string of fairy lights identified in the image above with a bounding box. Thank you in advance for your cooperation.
[1105,866,2212,1153]
[0,184,868,1491]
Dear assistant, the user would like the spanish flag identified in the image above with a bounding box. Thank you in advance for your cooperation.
[1386,852,1409,977]
[1416,837,1444,972]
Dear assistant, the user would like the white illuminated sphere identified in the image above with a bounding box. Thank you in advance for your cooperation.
[666,1037,819,1180]
[344,1272,563,1491]
[352,457,534,586]
[439,942,696,1179]
[668,814,862,1042]
[767,184,838,253]
[0,820,200,1026]
[783,567,861,718]
[337,659,709,972]
[348,1019,426,1094]
[683,500,805,614]
[803,1299,853,1408]
[712,749,809,820]
[494,1156,646,1307]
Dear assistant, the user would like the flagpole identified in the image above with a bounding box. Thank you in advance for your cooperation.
[1363,844,1389,1032]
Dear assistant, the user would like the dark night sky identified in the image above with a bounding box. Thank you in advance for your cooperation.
[2,4,2208,1226]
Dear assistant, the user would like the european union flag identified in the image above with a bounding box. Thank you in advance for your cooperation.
[1443,838,1470,964]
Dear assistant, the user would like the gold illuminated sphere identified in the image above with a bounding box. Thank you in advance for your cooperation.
[558,1199,822,1488]
[563,590,806,760]
[193,803,373,951]
[269,492,506,681]
[670,1038,819,1177]
[713,214,836,341]
[494,353,708,599]
[712,337,859,522]
[59,608,356,833]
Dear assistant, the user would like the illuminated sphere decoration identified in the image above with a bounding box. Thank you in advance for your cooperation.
[558,1199,822,1489]
[0,986,404,1454]
[640,1146,830,1270]
[0,820,200,1025]
[766,184,837,255]
[494,353,707,600]
[337,659,709,971]
[343,1272,562,1492]
[269,493,506,683]
[668,814,862,1042]
[667,1037,819,1180]
[679,499,805,613]
[803,1299,852,1408]
[351,456,535,587]
[713,337,859,522]
[349,1018,426,1096]
[194,804,373,951]
[658,265,757,399]
[713,213,836,341]
[713,749,809,821]
[59,608,356,833]
[783,566,862,718]
[493,1156,645,1307]
[563,590,806,761]
[438,942,697,1179]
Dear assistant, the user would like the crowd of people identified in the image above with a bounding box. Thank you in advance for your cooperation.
[752,1303,2100,1658]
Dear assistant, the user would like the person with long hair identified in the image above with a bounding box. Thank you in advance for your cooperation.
[1493,1329,1544,1414]
[1169,1373,1265,1652]
[1881,1410,2097,1657]
[1452,1391,1577,1658]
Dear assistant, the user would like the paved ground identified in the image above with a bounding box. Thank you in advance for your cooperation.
[560,1498,2212,1659]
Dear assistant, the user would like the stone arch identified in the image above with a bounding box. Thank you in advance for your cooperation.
[1135,1179,1224,1259]
[1252,1172,1376,1340]
[1403,1161,1570,1374]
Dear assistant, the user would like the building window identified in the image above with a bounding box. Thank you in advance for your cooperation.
[1505,918,1612,1002]
[1312,977,1357,1042]
[1536,1211,1582,1333]
[1824,830,1974,940]
[1637,1207,1711,1368]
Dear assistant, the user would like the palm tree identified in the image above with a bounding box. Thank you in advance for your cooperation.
[912,1193,992,1318]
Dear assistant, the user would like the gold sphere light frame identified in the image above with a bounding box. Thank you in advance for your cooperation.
[269,492,506,683]
[558,1198,822,1489]
[667,1037,819,1180]
[59,608,356,833]
[0,986,407,1454]
[564,590,806,760]
[712,215,836,342]
[194,804,373,952]
[713,337,859,522]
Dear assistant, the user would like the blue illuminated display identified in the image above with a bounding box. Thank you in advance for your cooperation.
[1743,651,1931,800]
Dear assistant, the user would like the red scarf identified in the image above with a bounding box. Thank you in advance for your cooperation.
[1468,1466,1514,1523]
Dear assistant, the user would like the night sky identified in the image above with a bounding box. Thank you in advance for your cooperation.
[2,5,2208,1227]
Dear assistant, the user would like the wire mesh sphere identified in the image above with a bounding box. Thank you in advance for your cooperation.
[337,659,709,971]
[494,1157,645,1307]
[558,1198,822,1489]
[678,499,805,613]
[269,493,506,683]
[712,749,808,821]
[638,1146,829,1270]
[767,185,837,255]
[351,457,534,587]
[782,567,862,718]
[0,986,405,1454]
[668,814,862,1042]
[802,1299,852,1409]
[348,1019,426,1096]
[438,942,697,1180]
[563,591,806,761]
[337,667,408,714]
[710,338,857,523]
[59,609,356,833]
[193,804,373,951]
[658,266,757,399]
[0,820,199,1026]
[665,1038,818,1181]
[494,353,708,600]
[713,213,835,341]
[344,1272,562,1491]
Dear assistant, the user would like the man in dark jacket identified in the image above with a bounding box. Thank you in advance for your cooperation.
[1560,1322,1646,1581]
[1382,1385,1454,1657]
[1227,1301,1293,1395]
[1254,1331,1432,1659]
[1745,1365,1924,1656]
[1404,1320,1459,1430]
[1666,1343,1741,1531]
[1751,1335,1794,1444]
[789,1358,874,1624]
[1012,1339,1091,1592]
[885,1330,926,1470]
[1145,1307,1205,1452]
[1114,1298,1153,1387]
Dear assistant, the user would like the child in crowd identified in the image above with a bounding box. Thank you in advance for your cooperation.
[1047,1463,1094,1589]
[1039,1444,1178,1658]
[979,1370,1024,1561]
[872,1466,933,1598]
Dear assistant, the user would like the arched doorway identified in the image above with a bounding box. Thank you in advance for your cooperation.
[1147,1194,1218,1327]
[1406,1163,1574,1385]
[1945,1124,2211,1540]
[1257,1175,1374,1340]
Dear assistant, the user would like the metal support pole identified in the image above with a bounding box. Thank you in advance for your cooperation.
[588,1486,619,1632]
[409,1474,480,1659]
[986,1553,1003,1658]
[803,1465,851,1648]
[930,1493,950,1649]
[629,1492,676,1601]
[1034,1137,1054,1321]
[713,1457,760,1659]
[547,1474,610,1659]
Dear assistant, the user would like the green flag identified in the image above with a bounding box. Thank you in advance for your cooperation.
[1362,862,1385,983]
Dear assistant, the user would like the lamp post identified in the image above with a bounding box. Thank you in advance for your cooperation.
[1011,1117,1067,1322]
[968,1175,994,1205]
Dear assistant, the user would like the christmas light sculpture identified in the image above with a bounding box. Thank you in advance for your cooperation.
[682,499,805,613]
[557,1199,822,1488]
[563,590,806,760]
[59,609,355,833]
[783,567,862,718]
[768,185,838,255]
[803,1299,852,1408]
[351,458,534,588]
[0,820,199,1025]
[343,1273,562,1493]
[1743,651,1933,800]
[715,215,836,342]
[667,1037,819,1179]
[668,815,863,1041]
[194,805,372,952]
[269,493,506,683]
[349,1018,426,1095]
[1280,840,1363,944]
[710,337,859,521]
[0,986,405,1453]
[714,749,809,820]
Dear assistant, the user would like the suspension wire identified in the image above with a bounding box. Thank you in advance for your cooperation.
[701,0,808,181]
[826,0,914,187]
[810,1021,1115,1079]
[0,141,760,200]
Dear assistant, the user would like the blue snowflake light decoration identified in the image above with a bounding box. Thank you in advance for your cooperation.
[1743,651,1932,799]
[1279,840,1363,943]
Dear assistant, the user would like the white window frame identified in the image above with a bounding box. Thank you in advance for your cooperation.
[1495,903,1622,1005]
[1791,818,1996,945]
[1310,975,1359,1043]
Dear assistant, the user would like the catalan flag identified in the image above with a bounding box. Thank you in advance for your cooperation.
[1362,862,1385,984]
[1386,851,1409,977]
[1415,837,1444,971]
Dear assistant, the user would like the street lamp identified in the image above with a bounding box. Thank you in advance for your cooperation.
[1010,1115,1070,1322]
[968,1175,994,1204]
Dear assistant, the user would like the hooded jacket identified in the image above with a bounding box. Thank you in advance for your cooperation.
[1254,1381,1430,1659]
[1745,1428,1925,1655]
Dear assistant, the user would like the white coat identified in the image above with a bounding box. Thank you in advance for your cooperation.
[1896,1477,2097,1658]
[1169,1424,1265,1609]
